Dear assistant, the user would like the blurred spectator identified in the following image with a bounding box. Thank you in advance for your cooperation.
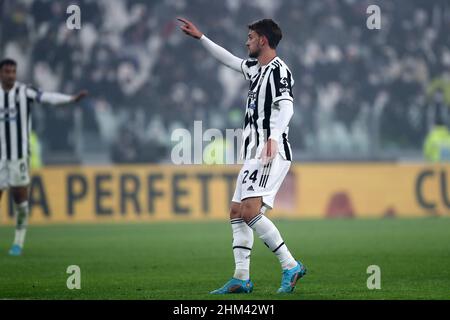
[30,131,43,169]
[423,89,450,162]
[110,124,141,163]
[423,121,450,162]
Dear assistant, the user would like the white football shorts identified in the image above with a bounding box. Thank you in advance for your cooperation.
[232,153,291,209]
[0,158,30,190]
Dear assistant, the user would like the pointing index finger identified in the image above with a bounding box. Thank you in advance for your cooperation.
[177,17,189,25]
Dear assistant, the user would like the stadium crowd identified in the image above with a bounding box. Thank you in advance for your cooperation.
[1,0,449,163]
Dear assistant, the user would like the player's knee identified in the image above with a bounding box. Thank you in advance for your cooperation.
[240,201,257,223]
[11,187,28,204]
[229,202,241,219]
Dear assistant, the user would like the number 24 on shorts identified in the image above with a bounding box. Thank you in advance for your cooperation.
[242,170,258,184]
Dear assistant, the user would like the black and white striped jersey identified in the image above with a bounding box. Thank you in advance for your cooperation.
[240,56,294,161]
[0,82,40,160]
[0,81,73,161]
[0,82,46,161]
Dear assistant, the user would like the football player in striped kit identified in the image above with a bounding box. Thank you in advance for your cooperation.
[179,18,306,294]
[0,58,87,256]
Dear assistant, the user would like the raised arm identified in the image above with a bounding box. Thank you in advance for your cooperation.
[178,17,243,72]
[27,88,88,105]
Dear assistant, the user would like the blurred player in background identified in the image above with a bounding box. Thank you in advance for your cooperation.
[0,58,87,256]
[179,18,306,294]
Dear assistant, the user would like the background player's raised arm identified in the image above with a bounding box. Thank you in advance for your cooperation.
[178,17,243,72]
[26,88,88,106]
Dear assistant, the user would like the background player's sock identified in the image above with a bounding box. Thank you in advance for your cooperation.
[231,218,254,280]
[247,214,297,270]
[13,201,29,248]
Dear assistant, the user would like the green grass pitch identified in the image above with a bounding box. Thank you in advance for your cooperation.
[0,218,449,299]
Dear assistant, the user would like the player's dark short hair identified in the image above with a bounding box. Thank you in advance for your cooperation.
[0,58,17,70]
[248,19,282,49]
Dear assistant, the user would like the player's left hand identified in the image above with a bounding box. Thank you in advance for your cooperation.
[259,138,278,165]
[72,90,88,103]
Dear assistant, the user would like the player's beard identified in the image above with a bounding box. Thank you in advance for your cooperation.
[248,47,261,59]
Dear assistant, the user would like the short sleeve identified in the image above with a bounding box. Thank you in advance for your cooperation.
[241,59,259,80]
[271,64,294,105]
[25,85,42,103]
